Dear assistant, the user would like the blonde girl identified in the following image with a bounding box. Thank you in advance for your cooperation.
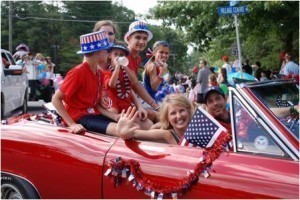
[116,93,196,144]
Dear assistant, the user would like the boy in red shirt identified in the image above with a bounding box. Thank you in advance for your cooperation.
[52,31,118,135]
[123,20,160,121]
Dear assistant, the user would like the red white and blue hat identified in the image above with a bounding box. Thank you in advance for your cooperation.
[124,20,153,44]
[77,31,112,54]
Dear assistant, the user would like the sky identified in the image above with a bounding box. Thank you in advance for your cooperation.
[112,0,158,15]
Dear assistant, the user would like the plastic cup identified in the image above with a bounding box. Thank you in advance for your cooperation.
[117,57,129,66]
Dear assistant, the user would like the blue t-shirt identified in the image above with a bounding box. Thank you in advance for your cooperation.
[143,71,157,99]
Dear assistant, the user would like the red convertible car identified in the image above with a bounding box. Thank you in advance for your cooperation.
[1,79,299,199]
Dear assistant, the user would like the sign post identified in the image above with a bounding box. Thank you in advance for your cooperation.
[218,1,248,72]
[231,43,238,56]
[234,14,242,72]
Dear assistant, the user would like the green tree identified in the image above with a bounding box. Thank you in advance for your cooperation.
[152,1,299,70]
[1,1,63,69]
[1,1,137,74]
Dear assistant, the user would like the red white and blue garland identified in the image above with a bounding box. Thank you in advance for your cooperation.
[104,132,232,199]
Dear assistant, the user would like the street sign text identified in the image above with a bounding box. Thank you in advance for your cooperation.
[218,5,248,16]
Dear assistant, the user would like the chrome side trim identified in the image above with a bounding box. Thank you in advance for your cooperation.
[229,89,237,153]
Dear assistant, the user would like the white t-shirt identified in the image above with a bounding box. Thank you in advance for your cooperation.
[26,62,36,80]
[283,61,299,76]
[222,63,232,74]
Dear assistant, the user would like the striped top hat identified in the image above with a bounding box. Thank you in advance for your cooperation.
[124,20,153,44]
[77,31,112,54]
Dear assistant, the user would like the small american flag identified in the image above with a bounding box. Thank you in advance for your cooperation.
[181,106,228,148]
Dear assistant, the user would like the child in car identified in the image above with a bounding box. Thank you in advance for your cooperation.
[143,41,173,103]
[103,42,153,130]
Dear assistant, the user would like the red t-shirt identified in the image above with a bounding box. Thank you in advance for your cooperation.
[127,54,142,76]
[59,62,103,122]
[103,69,133,113]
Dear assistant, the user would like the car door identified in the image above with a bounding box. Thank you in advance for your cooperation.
[103,138,209,199]
[102,137,298,199]
[1,51,15,114]
[1,50,26,115]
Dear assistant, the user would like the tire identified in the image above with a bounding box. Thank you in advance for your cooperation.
[1,172,40,199]
[21,90,28,114]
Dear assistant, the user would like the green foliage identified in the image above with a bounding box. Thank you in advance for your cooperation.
[152,1,299,71]
[1,1,298,76]
[1,1,138,74]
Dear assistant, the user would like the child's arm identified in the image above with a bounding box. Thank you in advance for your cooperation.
[131,89,147,120]
[132,128,175,144]
[123,65,160,110]
[147,62,165,91]
[52,90,86,133]
[108,63,121,88]
[117,107,175,144]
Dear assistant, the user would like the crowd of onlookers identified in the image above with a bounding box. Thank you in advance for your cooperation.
[12,43,63,101]
[151,50,299,106]
[13,43,56,81]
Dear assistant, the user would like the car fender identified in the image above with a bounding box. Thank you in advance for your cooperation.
[1,121,117,199]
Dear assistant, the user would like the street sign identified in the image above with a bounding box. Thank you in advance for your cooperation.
[217,5,248,16]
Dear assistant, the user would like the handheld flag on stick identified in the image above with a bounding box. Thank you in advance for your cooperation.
[181,106,229,148]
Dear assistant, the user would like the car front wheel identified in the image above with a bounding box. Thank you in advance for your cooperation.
[1,172,40,199]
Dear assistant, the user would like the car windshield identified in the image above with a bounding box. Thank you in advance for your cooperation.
[249,81,299,139]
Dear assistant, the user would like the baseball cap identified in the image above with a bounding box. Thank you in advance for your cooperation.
[109,43,130,56]
[203,86,225,103]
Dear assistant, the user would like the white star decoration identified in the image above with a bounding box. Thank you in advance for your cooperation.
[184,108,222,148]
[90,44,95,49]
[83,45,88,50]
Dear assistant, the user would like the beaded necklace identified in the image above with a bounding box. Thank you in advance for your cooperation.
[109,65,131,99]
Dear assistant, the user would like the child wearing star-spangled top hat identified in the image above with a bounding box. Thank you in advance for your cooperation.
[52,31,120,135]
[103,42,153,130]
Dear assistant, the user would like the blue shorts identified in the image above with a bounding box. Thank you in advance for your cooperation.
[78,114,115,134]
